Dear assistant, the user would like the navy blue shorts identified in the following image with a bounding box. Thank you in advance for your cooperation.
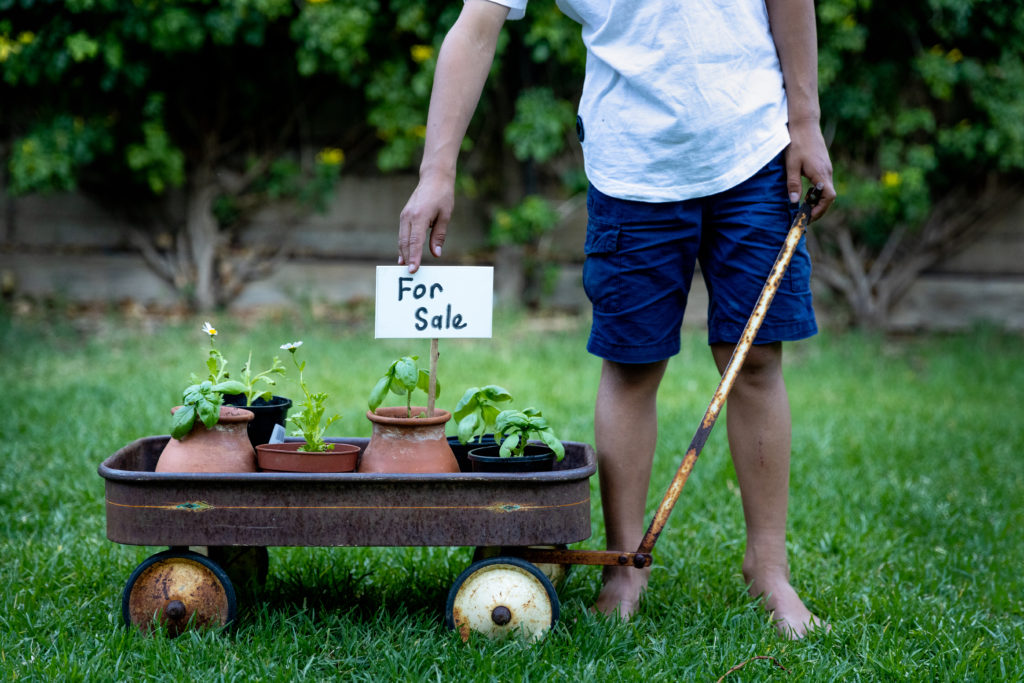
[583,153,817,364]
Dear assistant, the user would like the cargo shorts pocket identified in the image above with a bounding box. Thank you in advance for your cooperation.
[582,219,622,314]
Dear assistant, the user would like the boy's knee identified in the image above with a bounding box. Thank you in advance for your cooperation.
[737,343,783,388]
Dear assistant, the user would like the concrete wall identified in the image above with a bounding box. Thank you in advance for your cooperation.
[2,176,1022,331]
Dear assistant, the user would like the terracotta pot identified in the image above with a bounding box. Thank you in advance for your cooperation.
[359,407,460,473]
[467,444,556,473]
[256,442,360,473]
[156,406,256,473]
[223,394,293,449]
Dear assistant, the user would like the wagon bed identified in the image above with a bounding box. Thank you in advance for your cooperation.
[99,436,596,549]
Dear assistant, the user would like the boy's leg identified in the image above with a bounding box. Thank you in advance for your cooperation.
[710,341,826,638]
[591,358,667,618]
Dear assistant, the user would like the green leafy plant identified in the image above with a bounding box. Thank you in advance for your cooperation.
[170,321,245,438]
[368,355,439,418]
[197,321,230,384]
[493,407,565,460]
[237,351,286,405]
[171,379,246,439]
[282,341,339,453]
[453,385,514,445]
[196,321,286,406]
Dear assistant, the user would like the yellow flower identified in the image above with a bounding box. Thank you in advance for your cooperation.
[881,171,901,188]
[18,32,34,45]
[316,147,345,166]
[412,125,427,139]
[306,0,328,4]
[947,48,963,63]
[410,44,434,63]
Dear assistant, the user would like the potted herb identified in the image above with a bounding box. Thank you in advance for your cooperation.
[155,324,254,473]
[193,321,292,449]
[453,385,513,446]
[467,407,565,473]
[255,341,359,473]
[359,355,459,473]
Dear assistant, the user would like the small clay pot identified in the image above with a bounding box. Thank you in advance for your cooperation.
[359,407,459,473]
[156,406,256,473]
[256,442,360,473]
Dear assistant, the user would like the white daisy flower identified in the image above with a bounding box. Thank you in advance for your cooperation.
[201,321,217,336]
[280,341,304,351]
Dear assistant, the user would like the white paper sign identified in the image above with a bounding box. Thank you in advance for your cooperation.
[375,266,493,338]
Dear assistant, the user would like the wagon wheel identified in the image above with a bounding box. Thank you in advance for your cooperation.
[122,549,237,637]
[472,545,572,588]
[446,556,559,642]
[206,546,269,598]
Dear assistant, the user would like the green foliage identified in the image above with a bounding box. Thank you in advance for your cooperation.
[493,407,564,460]
[453,384,513,444]
[505,87,575,164]
[7,115,112,194]
[283,341,340,453]
[817,0,1024,243]
[368,355,437,418]
[237,351,286,406]
[291,0,376,84]
[490,195,559,247]
[171,379,247,439]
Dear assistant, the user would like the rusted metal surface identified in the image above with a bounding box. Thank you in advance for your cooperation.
[637,188,822,555]
[100,436,595,548]
[499,546,652,568]
[124,554,233,636]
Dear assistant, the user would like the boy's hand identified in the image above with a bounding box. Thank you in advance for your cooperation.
[398,172,455,273]
[785,120,835,222]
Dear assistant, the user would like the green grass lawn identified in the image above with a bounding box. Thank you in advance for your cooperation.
[1,306,1021,681]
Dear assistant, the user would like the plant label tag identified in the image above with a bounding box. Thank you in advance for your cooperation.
[375,266,493,338]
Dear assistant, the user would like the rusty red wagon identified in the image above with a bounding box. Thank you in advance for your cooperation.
[100,436,598,639]
[100,189,821,640]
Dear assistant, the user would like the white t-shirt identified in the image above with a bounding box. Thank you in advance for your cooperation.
[477,0,790,202]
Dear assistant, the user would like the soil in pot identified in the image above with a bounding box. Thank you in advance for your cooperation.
[360,407,459,474]
[467,444,556,473]
[156,406,256,473]
[256,442,360,473]
[223,394,293,449]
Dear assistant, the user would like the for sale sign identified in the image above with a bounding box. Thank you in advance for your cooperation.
[374,266,494,338]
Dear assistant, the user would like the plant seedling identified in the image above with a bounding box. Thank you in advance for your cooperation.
[493,407,565,460]
[368,355,440,418]
[281,341,340,452]
[238,351,286,405]
[172,379,246,439]
[453,385,513,445]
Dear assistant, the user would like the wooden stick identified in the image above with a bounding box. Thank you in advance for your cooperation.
[427,338,439,416]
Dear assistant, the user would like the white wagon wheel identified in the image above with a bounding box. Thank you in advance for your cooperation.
[446,556,559,642]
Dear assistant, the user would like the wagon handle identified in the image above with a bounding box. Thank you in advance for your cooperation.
[635,184,822,556]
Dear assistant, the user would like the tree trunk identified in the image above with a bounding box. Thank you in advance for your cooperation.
[186,161,222,312]
[807,181,1020,330]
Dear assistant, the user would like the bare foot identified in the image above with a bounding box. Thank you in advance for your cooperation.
[745,569,830,639]
[590,566,650,620]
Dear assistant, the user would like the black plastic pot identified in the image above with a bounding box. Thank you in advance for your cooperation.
[466,443,556,473]
[448,434,497,472]
[223,394,292,449]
